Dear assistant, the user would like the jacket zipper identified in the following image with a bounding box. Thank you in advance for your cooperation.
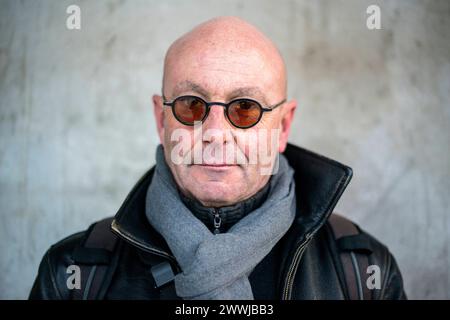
[282,234,313,300]
[212,208,222,234]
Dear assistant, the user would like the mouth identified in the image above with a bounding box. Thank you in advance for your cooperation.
[193,163,239,170]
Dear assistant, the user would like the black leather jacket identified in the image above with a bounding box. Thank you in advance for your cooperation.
[29,144,406,300]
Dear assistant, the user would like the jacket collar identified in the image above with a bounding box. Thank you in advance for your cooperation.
[180,176,270,233]
[111,143,353,259]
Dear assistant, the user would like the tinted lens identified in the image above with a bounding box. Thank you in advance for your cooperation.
[228,99,262,128]
[173,96,207,125]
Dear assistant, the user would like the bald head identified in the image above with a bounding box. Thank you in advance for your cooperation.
[162,16,287,101]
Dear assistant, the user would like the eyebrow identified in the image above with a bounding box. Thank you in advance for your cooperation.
[168,80,268,104]
[170,80,209,99]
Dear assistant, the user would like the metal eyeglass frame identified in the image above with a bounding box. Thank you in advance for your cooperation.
[162,95,286,129]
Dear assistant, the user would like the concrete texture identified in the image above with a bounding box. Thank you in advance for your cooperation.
[0,0,449,299]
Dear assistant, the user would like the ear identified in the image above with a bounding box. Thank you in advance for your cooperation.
[278,99,297,153]
[152,94,165,145]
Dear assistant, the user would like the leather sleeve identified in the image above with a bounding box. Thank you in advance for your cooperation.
[380,250,407,300]
[29,249,63,300]
[359,229,408,300]
[29,231,85,300]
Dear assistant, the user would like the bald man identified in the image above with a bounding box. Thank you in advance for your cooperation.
[30,17,406,300]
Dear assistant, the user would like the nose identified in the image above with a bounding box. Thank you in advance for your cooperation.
[201,104,234,145]
[202,104,231,131]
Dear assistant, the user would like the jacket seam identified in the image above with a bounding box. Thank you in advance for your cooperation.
[379,247,392,299]
[323,222,349,299]
[97,239,124,299]
[46,248,63,299]
[308,172,350,239]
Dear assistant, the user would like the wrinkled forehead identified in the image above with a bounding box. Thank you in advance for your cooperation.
[163,38,286,103]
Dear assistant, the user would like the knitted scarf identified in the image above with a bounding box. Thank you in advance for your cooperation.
[145,145,296,299]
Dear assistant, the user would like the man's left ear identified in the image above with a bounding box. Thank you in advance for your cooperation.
[152,94,165,145]
[278,99,297,153]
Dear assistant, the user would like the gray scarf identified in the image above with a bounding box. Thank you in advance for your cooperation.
[145,145,296,300]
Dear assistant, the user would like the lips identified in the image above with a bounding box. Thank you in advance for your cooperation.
[199,164,237,167]
[196,158,240,166]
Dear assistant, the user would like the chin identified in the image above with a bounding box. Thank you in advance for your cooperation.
[177,166,246,205]
[190,182,240,206]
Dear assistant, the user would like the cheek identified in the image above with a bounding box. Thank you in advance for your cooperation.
[235,121,281,165]
[163,116,195,153]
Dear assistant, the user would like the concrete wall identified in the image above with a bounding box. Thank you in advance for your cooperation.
[0,0,449,299]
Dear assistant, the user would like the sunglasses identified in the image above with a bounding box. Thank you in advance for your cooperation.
[162,95,286,129]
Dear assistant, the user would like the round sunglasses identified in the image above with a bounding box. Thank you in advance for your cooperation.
[163,95,286,129]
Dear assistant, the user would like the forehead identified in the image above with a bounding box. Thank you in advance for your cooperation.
[164,46,280,103]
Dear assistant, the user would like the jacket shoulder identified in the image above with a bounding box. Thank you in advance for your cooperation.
[357,226,407,299]
[325,214,407,299]
[29,226,91,299]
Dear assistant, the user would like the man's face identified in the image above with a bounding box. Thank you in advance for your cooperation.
[153,19,296,207]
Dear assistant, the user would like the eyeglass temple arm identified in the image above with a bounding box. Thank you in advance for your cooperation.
[261,99,287,111]
[162,94,170,105]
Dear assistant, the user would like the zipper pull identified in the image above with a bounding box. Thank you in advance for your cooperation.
[213,209,221,234]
